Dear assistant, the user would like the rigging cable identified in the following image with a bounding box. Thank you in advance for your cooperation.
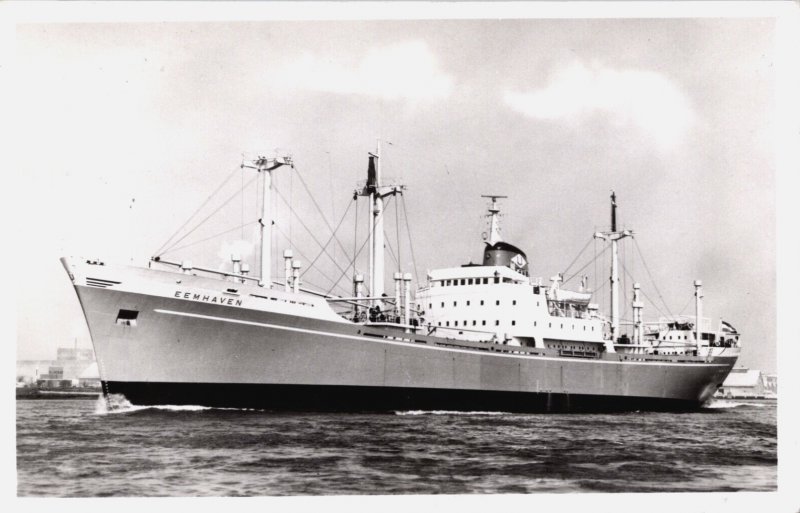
[378,197,399,268]
[400,194,420,284]
[273,222,349,297]
[157,172,260,257]
[353,192,359,279]
[593,230,597,298]
[325,215,378,297]
[564,243,610,285]
[395,191,401,274]
[301,199,355,278]
[620,261,670,321]
[273,184,353,281]
[633,237,676,321]
[294,165,352,261]
[153,165,243,257]
[163,221,260,256]
[561,237,595,279]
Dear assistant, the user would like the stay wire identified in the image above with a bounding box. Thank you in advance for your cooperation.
[400,194,420,284]
[561,237,595,278]
[395,192,401,273]
[158,172,260,257]
[633,238,676,321]
[154,165,242,257]
[162,220,259,256]
[620,260,669,321]
[564,244,610,285]
[273,184,352,281]
[325,213,377,297]
[301,199,355,278]
[294,165,352,261]
[273,222,349,297]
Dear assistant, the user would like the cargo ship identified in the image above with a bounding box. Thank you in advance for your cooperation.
[62,147,741,412]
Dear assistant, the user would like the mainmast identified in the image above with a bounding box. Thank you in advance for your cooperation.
[242,155,293,287]
[356,141,404,310]
[593,191,632,352]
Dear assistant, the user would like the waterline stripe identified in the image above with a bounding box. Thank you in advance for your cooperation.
[153,308,729,368]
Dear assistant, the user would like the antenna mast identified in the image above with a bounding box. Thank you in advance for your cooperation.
[481,195,507,245]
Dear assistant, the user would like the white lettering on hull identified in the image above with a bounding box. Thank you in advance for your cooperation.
[174,290,243,307]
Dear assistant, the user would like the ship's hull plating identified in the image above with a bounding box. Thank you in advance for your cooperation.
[103,381,710,413]
[68,260,738,413]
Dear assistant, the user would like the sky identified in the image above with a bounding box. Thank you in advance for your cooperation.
[10,9,787,375]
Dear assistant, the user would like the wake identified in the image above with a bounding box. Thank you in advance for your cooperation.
[702,398,771,409]
[93,394,263,415]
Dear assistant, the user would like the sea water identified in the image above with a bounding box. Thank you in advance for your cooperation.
[16,396,776,496]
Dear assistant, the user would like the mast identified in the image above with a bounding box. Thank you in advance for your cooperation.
[372,141,385,304]
[481,195,507,245]
[593,191,632,352]
[242,155,293,287]
[356,142,405,311]
[694,280,703,352]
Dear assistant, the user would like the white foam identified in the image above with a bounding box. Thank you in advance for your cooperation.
[93,394,263,415]
[702,399,770,409]
[394,410,511,416]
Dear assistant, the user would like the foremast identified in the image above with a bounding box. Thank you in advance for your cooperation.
[242,155,293,287]
[593,191,632,353]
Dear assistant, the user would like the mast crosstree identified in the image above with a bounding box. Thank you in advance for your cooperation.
[242,155,294,287]
[356,141,405,308]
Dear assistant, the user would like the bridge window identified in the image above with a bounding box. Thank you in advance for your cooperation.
[483,278,489,284]
[468,278,473,285]
[460,279,466,285]
[472,320,476,326]
[446,321,450,327]
[494,277,500,284]
[482,320,486,326]
[455,321,459,327]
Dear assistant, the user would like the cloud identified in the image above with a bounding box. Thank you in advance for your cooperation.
[504,62,694,150]
[278,41,452,100]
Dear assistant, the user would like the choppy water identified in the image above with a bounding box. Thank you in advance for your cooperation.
[16,396,776,496]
